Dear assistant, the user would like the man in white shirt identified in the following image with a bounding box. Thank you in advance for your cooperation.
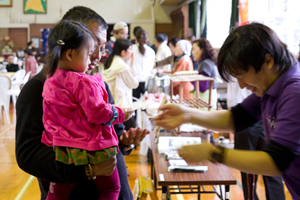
[155,34,172,71]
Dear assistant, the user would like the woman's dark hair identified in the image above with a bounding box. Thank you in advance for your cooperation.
[193,38,217,64]
[136,29,148,55]
[62,6,108,30]
[104,38,132,70]
[24,49,33,56]
[156,34,166,43]
[133,26,142,37]
[45,20,94,76]
[168,36,179,47]
[218,22,296,82]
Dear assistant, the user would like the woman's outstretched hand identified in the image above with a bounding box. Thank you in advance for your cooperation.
[153,103,189,130]
[177,143,214,163]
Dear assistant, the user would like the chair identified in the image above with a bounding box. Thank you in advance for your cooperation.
[10,69,26,83]
[36,65,43,74]
[0,76,11,124]
[17,50,24,58]
[21,71,32,86]
[8,69,26,107]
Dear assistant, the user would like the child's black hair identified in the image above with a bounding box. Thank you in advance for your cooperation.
[45,20,94,76]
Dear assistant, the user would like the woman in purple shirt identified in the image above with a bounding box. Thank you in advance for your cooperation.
[154,23,300,199]
[191,38,220,110]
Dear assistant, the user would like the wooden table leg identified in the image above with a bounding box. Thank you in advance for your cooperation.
[195,80,200,109]
[208,81,213,110]
[206,81,214,143]
[170,81,173,99]
[162,186,169,200]
[177,82,184,133]
[225,185,230,200]
[150,152,154,180]
[179,82,183,104]
[247,173,255,200]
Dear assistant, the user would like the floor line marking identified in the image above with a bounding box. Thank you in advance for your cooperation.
[14,175,35,200]
[0,124,14,136]
[0,162,17,164]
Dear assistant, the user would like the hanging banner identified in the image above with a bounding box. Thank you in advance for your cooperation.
[239,0,249,25]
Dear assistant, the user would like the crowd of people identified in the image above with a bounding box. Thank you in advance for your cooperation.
[8,4,300,200]
[16,6,149,200]
[2,40,41,80]
[96,20,220,130]
[12,7,221,198]
[154,23,300,200]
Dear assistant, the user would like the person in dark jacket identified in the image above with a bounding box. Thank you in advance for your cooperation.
[101,21,129,65]
[15,6,149,200]
[6,54,19,72]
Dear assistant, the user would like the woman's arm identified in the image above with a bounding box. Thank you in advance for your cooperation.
[225,149,281,176]
[154,104,235,133]
[189,109,235,132]
[178,143,282,176]
[156,55,173,67]
[155,98,260,139]
[120,69,139,89]
[227,136,300,176]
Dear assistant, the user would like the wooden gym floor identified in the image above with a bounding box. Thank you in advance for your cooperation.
[0,104,292,200]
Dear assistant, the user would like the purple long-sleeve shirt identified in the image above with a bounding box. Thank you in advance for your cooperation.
[194,59,220,92]
[241,62,300,199]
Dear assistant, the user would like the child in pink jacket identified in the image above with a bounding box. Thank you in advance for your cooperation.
[41,20,131,200]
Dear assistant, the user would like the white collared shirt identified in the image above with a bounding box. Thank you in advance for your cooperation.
[132,44,155,82]
[155,42,172,71]
[226,77,252,109]
[103,55,139,107]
